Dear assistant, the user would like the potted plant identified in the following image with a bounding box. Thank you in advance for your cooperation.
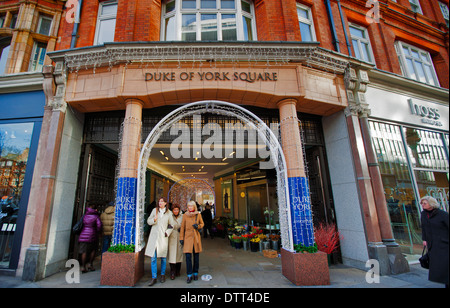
[313,223,342,264]
[250,236,260,252]
[101,244,144,287]
[269,234,280,251]
[232,234,242,249]
[264,207,274,229]
[241,233,253,251]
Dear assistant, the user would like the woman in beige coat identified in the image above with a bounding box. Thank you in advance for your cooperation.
[167,204,183,279]
[179,201,204,283]
[145,197,176,286]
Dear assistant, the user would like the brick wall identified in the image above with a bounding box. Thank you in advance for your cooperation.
[52,0,449,89]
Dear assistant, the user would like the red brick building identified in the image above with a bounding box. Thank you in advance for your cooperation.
[1,0,448,285]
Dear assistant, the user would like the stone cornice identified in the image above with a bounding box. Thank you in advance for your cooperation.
[0,72,44,93]
[47,41,351,75]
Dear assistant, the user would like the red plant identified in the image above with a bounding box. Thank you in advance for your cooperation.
[314,223,342,254]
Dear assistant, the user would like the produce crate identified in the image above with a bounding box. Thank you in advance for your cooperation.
[263,249,278,258]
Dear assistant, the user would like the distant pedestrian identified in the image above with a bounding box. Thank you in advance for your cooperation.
[420,196,449,288]
[79,203,102,273]
[201,204,213,239]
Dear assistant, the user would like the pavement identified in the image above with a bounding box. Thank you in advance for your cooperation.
[0,237,445,289]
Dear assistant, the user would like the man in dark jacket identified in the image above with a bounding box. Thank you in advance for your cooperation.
[201,204,213,239]
[420,196,449,287]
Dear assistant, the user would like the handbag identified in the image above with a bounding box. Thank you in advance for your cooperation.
[72,215,84,234]
[419,246,429,269]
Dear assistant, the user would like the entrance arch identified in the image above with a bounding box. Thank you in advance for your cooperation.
[135,100,294,252]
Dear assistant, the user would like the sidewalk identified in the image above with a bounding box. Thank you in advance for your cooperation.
[0,237,444,288]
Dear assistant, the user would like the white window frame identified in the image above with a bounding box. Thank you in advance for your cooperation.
[409,0,422,14]
[439,1,449,27]
[161,0,257,41]
[349,23,375,64]
[28,41,47,72]
[94,1,118,45]
[395,41,440,87]
[296,3,316,42]
[37,15,53,36]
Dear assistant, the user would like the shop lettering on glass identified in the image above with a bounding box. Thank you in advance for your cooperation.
[144,71,278,83]
[408,99,443,127]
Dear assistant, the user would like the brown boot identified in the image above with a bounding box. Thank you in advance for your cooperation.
[148,278,157,286]
[160,275,166,283]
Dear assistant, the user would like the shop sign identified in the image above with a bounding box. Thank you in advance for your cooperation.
[408,99,443,127]
[144,71,278,83]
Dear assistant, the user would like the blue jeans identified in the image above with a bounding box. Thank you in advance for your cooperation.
[185,246,199,277]
[151,250,166,279]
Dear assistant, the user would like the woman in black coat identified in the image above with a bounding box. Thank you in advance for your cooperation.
[420,196,449,287]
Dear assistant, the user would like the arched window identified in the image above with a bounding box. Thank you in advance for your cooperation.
[162,0,256,41]
[0,38,11,75]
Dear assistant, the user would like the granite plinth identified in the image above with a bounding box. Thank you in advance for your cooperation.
[100,250,144,286]
[281,248,330,286]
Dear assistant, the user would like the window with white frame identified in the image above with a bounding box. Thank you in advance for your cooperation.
[0,44,11,75]
[349,23,375,64]
[439,1,449,27]
[94,1,118,45]
[409,0,422,14]
[297,4,316,42]
[162,0,256,41]
[37,15,52,36]
[395,41,439,86]
[28,41,47,72]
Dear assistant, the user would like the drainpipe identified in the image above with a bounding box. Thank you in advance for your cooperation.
[336,0,352,57]
[70,0,83,49]
[324,0,340,53]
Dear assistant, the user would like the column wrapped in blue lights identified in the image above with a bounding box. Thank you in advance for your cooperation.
[112,100,143,246]
[278,99,315,247]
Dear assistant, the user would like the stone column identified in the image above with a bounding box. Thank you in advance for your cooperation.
[278,99,314,248]
[20,65,66,281]
[112,99,143,246]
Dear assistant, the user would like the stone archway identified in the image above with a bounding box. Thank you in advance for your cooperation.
[135,100,294,252]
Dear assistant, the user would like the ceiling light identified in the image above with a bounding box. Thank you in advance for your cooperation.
[160,151,165,155]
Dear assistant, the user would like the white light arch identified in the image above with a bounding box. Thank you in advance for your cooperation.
[136,100,293,251]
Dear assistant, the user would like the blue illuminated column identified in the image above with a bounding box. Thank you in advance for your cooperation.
[113,99,143,246]
[278,99,315,247]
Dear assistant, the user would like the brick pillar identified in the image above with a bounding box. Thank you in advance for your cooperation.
[278,99,314,247]
[112,99,143,246]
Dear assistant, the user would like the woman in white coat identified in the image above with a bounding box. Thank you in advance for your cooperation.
[145,197,176,286]
[167,204,183,280]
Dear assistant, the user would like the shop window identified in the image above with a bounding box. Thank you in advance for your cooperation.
[297,4,316,42]
[94,1,118,45]
[349,23,374,64]
[409,0,422,14]
[10,14,18,28]
[162,0,256,41]
[395,41,440,87]
[0,122,35,268]
[28,42,47,72]
[439,1,449,28]
[37,15,52,36]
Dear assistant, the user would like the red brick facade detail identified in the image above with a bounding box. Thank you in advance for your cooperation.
[51,0,449,89]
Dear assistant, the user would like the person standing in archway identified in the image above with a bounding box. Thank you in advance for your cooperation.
[168,204,183,279]
[145,197,176,286]
[180,201,204,283]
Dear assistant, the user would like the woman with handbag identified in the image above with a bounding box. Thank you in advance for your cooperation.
[145,197,176,286]
[179,201,204,283]
[78,203,102,273]
[420,196,449,288]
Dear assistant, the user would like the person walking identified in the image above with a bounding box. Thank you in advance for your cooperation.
[168,204,183,280]
[179,201,204,283]
[145,197,176,286]
[420,195,449,288]
[201,203,213,239]
[78,203,102,273]
[100,201,115,254]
